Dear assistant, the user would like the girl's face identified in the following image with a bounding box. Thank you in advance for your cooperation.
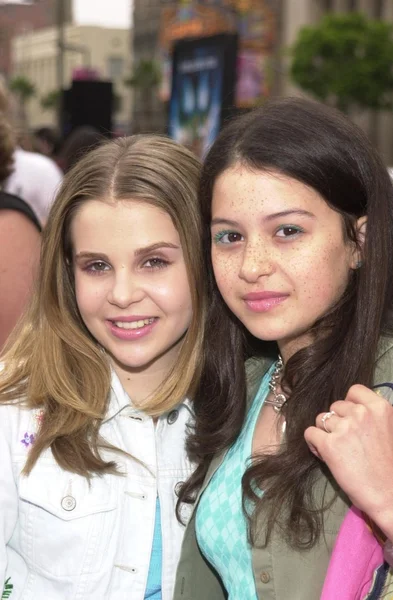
[211,165,361,360]
[72,199,193,381]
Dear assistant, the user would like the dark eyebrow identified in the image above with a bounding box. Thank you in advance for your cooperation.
[211,210,315,227]
[263,209,315,221]
[75,243,180,261]
[211,218,240,227]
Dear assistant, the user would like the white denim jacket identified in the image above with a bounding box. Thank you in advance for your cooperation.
[0,371,194,600]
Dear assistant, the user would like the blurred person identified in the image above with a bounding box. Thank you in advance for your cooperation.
[0,109,40,350]
[33,126,61,159]
[3,145,63,226]
[0,80,62,226]
[57,125,104,173]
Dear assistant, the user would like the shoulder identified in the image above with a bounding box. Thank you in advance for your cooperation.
[245,355,274,405]
[0,190,41,232]
[0,207,41,252]
[0,400,35,455]
[13,148,62,177]
[374,336,393,384]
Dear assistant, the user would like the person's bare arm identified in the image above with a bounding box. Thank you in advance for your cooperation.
[0,210,40,350]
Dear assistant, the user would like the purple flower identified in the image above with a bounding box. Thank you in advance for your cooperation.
[21,432,35,448]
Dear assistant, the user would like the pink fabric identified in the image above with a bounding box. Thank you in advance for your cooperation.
[321,506,384,600]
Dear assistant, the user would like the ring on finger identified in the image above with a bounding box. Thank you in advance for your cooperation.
[321,410,336,433]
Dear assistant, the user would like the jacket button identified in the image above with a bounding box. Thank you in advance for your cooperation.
[61,495,76,511]
[167,410,179,424]
[260,571,270,584]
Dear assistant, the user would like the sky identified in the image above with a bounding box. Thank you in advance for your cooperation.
[73,0,133,28]
[0,0,132,27]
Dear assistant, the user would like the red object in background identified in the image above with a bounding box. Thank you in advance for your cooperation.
[72,67,100,81]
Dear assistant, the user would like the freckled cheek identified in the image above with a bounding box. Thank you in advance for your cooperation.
[212,257,239,302]
[291,258,347,303]
[212,253,239,283]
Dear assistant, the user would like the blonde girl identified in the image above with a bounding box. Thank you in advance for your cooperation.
[0,135,205,600]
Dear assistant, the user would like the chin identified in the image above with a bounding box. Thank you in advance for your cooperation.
[247,327,292,343]
[109,350,154,370]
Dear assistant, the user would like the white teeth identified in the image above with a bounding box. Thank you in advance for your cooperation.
[114,318,154,330]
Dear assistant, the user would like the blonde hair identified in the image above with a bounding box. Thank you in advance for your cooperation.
[0,135,205,476]
[0,109,15,183]
[0,78,15,182]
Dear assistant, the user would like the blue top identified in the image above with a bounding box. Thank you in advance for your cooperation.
[195,365,274,599]
[144,497,162,599]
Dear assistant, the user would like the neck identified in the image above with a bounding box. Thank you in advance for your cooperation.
[120,368,169,406]
[278,332,314,364]
[110,347,181,407]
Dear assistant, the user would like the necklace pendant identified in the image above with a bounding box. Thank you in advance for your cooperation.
[275,393,286,405]
[268,356,287,414]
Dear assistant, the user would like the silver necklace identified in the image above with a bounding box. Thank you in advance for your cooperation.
[266,355,287,413]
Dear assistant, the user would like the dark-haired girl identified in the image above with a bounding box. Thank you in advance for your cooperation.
[174,97,393,600]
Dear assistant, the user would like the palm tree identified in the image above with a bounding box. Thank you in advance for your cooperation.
[9,75,36,130]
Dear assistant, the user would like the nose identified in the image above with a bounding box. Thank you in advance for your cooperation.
[107,270,144,308]
[239,242,275,283]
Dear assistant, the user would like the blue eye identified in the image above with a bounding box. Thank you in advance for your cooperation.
[213,230,244,244]
[275,225,304,238]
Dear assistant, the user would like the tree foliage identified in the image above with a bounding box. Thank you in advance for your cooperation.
[124,59,162,90]
[40,90,60,111]
[290,12,393,112]
[9,75,35,102]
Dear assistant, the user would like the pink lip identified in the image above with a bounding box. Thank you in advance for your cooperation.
[106,318,158,340]
[243,291,289,313]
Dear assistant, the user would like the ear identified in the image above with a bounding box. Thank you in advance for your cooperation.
[350,216,367,269]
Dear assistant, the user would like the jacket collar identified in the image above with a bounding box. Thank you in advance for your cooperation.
[103,369,192,423]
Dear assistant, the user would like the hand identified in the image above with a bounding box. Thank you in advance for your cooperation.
[304,384,393,540]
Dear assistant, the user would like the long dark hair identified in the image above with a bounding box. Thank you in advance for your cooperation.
[179,97,393,549]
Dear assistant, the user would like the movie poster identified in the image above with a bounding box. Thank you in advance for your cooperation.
[159,0,278,107]
[168,34,237,158]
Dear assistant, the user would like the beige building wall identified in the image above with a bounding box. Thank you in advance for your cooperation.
[11,24,132,132]
[279,0,393,165]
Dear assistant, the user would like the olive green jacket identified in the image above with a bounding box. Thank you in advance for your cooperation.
[173,338,393,600]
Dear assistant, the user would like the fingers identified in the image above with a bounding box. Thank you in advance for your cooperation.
[318,386,391,426]
[316,410,339,433]
[345,384,384,406]
[304,426,325,460]
[306,385,393,461]
[329,400,351,416]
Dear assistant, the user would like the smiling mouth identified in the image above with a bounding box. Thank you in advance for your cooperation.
[112,318,156,330]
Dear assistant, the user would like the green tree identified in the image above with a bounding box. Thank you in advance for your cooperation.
[124,58,162,91]
[9,75,35,104]
[290,12,393,113]
[9,75,36,129]
[124,58,162,132]
[41,89,60,112]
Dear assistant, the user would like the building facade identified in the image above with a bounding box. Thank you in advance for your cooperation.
[0,0,72,78]
[132,0,393,163]
[11,23,132,131]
